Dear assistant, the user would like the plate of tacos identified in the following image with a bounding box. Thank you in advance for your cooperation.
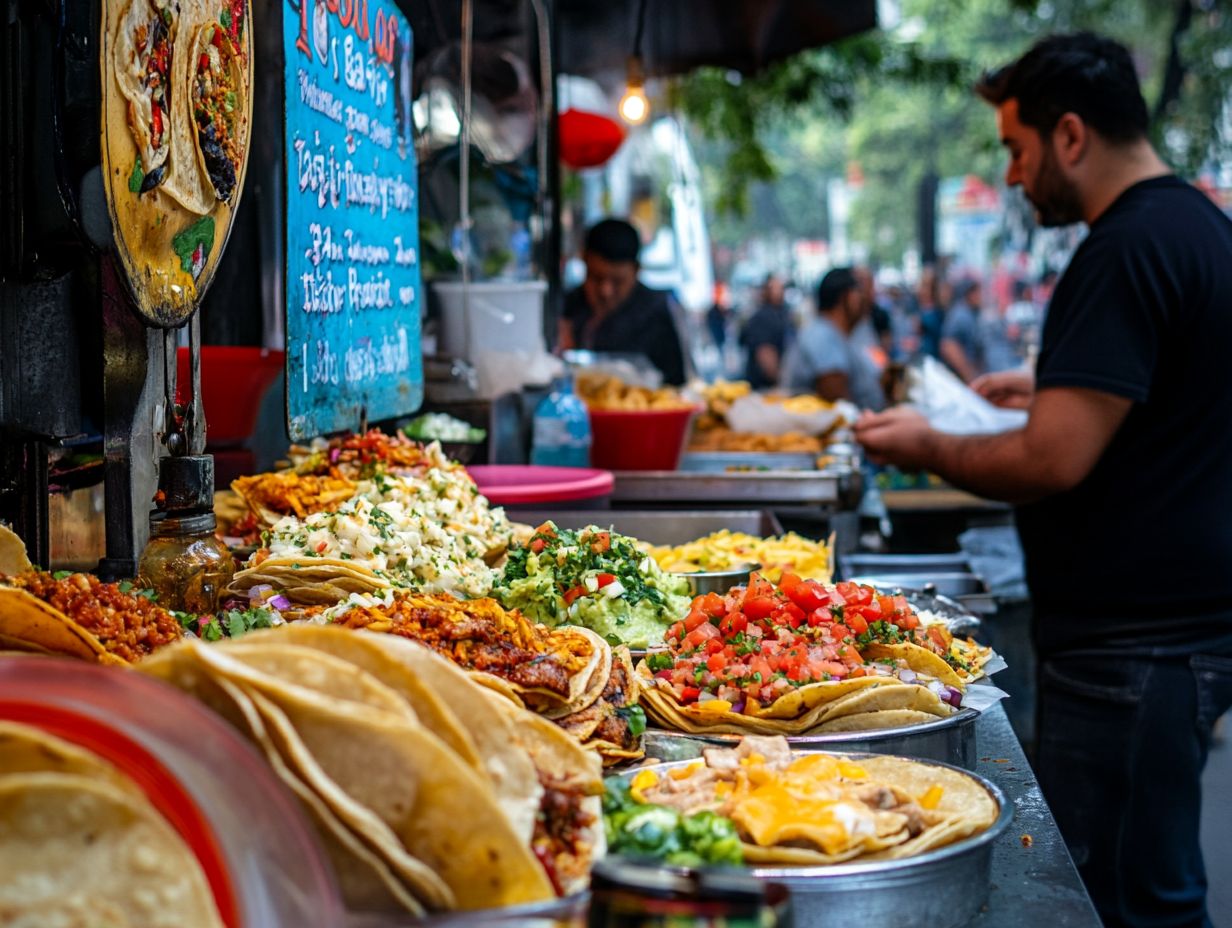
[636,573,997,738]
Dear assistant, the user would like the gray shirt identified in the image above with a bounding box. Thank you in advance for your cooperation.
[781,314,885,410]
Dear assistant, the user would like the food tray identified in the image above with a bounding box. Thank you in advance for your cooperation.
[642,707,980,770]
[611,470,846,507]
[620,753,1012,928]
[679,451,820,473]
[509,509,785,545]
[845,572,997,616]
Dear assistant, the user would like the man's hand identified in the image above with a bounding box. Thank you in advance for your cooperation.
[971,370,1035,409]
[853,407,936,471]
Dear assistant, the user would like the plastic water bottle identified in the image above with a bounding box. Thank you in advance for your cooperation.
[531,375,592,467]
[510,223,532,280]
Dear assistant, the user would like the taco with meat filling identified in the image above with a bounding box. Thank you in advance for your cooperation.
[113,0,176,192]
[188,18,248,204]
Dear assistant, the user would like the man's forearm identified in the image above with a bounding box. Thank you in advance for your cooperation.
[922,428,1064,504]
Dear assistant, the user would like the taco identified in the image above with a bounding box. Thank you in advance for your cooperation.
[0,721,142,797]
[188,19,248,204]
[0,772,225,927]
[0,571,182,664]
[113,0,175,192]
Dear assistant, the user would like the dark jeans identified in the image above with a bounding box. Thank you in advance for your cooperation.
[1036,651,1232,928]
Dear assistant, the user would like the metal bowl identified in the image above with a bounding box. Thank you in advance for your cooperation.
[614,752,1013,928]
[681,563,762,597]
[643,707,981,770]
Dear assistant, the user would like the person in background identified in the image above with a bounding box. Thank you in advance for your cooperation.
[854,32,1232,928]
[739,274,794,390]
[916,266,946,360]
[1003,278,1044,367]
[854,266,894,360]
[940,278,986,382]
[558,218,687,385]
[781,267,884,409]
[706,282,734,351]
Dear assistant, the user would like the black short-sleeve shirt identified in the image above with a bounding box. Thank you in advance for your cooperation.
[1015,176,1232,656]
[563,283,687,386]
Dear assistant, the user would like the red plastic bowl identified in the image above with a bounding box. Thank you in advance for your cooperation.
[176,347,285,446]
[587,406,700,471]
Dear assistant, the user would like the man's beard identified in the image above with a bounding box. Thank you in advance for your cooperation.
[1028,146,1085,227]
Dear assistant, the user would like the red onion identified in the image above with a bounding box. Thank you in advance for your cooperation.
[899,668,918,684]
[269,594,292,611]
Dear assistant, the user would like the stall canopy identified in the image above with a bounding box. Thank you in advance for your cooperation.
[556,0,878,79]
[400,1,878,80]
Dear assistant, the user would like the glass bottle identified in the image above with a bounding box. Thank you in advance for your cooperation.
[138,511,235,614]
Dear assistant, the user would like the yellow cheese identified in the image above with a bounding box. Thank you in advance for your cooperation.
[630,769,659,802]
[732,784,867,855]
[919,785,944,810]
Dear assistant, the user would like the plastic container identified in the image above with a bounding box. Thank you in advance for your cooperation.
[433,280,548,362]
[530,376,592,468]
[467,465,613,508]
[588,406,700,471]
[0,656,344,928]
[176,347,285,446]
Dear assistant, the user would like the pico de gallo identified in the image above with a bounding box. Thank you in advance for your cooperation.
[644,573,964,712]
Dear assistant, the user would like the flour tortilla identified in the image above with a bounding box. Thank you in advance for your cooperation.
[0,525,33,576]
[112,0,174,181]
[186,19,249,204]
[0,721,142,797]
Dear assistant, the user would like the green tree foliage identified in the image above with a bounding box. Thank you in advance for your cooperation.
[677,0,1232,265]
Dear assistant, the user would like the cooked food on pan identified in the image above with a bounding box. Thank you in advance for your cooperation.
[611,736,999,865]
[651,530,833,584]
[114,0,175,192]
[576,373,694,412]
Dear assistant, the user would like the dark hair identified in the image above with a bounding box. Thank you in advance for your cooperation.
[975,32,1148,143]
[584,219,641,264]
[817,267,857,311]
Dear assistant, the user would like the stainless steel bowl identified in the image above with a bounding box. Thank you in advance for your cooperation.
[681,563,762,596]
[614,752,1013,928]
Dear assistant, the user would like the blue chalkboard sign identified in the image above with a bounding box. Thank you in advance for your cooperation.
[283,0,423,440]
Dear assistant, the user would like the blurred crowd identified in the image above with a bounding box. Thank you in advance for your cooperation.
[698,263,1057,410]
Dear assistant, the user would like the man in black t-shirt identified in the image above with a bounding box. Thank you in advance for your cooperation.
[558,219,687,386]
[855,33,1232,928]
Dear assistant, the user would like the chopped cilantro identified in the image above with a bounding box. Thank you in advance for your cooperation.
[219,8,232,28]
[646,651,674,672]
[616,704,647,737]
[128,156,144,193]
[118,580,134,593]
[52,570,72,580]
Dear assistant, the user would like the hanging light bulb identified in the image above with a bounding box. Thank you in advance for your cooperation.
[619,55,649,125]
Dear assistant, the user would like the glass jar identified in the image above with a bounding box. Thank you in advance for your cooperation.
[138,512,235,614]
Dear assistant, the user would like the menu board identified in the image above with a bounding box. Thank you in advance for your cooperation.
[283,0,423,440]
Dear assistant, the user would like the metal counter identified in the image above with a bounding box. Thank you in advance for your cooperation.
[961,703,1100,926]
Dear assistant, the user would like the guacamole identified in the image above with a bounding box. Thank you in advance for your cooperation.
[494,522,693,648]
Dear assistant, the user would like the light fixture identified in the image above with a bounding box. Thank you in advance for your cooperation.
[619,0,650,125]
[619,56,648,125]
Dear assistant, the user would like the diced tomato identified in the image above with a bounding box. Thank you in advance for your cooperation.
[532,522,556,536]
[529,538,547,554]
[151,104,163,146]
[849,665,868,677]
[315,541,328,553]
[706,652,727,673]
[746,572,776,600]
[927,625,950,652]
[682,622,721,651]
[806,608,828,628]
[742,596,778,621]
[199,52,210,72]
[596,572,617,589]
[212,26,224,46]
[719,610,749,637]
[855,604,883,623]
[681,687,701,704]
[749,655,773,681]
[779,603,805,627]
[704,638,724,655]
[876,594,899,616]
[654,669,673,681]
[699,592,726,617]
[684,609,709,632]
[893,611,920,631]
[845,611,869,635]
[563,585,586,606]
[785,579,829,612]
[818,660,848,678]
[839,644,863,667]
[666,622,685,642]
[590,531,611,553]
[831,624,852,641]
[779,572,802,594]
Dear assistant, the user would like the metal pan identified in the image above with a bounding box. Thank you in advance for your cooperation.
[643,707,980,770]
[616,753,1012,928]
[679,451,821,472]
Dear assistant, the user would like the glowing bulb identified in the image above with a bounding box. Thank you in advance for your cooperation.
[619,85,649,125]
